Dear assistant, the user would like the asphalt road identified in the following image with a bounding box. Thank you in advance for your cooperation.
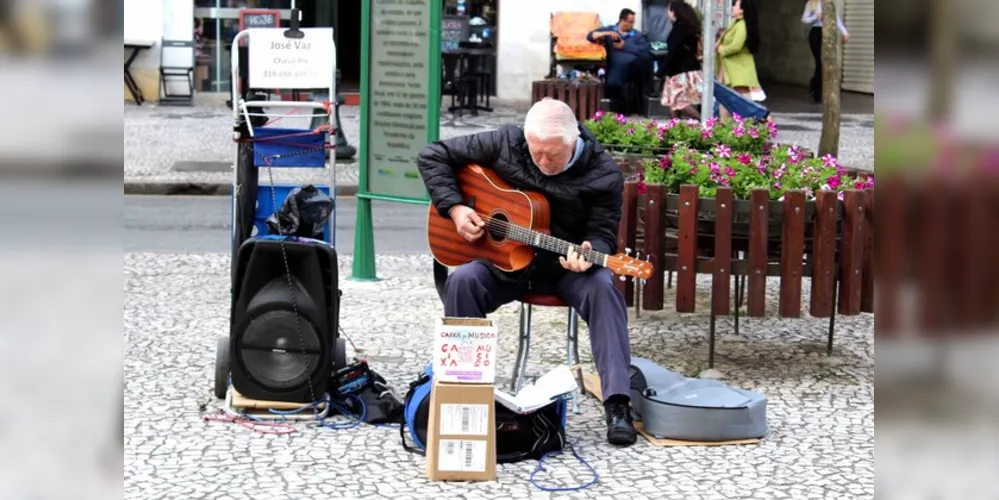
[124,195,431,254]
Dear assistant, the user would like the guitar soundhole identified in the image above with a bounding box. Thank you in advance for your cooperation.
[486,211,510,244]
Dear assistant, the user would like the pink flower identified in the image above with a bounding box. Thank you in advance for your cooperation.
[615,113,627,125]
[709,162,721,174]
[738,153,752,165]
[837,191,845,201]
[775,181,782,190]
[686,119,700,127]
[637,181,648,195]
[854,180,867,190]
[725,166,736,177]
[626,127,635,135]
[757,163,767,175]
[789,146,802,163]
[732,113,743,123]
[717,145,732,158]
[707,117,719,128]
[866,176,875,189]
[719,176,731,187]
[827,175,842,189]
[749,128,760,139]
[774,163,786,179]
[659,156,672,169]
[593,110,605,120]
[821,154,838,169]
[733,126,745,138]
[701,129,714,140]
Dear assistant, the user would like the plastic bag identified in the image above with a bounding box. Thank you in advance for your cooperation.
[265,185,334,238]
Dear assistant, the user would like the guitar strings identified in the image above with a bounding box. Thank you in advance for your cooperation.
[468,211,605,262]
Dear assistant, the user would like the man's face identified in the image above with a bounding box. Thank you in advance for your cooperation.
[526,133,574,176]
[619,14,635,32]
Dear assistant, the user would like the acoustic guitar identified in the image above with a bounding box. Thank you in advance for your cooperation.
[426,165,654,281]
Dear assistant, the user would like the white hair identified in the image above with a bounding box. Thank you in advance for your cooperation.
[523,98,580,146]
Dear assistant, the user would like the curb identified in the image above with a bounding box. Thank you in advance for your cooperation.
[124,182,359,197]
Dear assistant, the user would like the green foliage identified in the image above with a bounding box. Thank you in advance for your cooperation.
[583,112,772,156]
[639,143,874,201]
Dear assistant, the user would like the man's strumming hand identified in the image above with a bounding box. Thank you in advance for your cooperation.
[450,205,485,242]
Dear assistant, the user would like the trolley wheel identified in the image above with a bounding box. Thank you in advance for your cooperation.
[214,336,230,400]
[333,337,347,371]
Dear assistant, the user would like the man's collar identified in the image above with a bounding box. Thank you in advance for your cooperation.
[564,137,585,171]
[615,24,636,37]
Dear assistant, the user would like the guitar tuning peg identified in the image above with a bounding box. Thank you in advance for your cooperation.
[641,279,647,285]
[625,247,632,255]
[618,275,626,282]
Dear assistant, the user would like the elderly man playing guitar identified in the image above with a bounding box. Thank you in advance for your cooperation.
[416,98,638,446]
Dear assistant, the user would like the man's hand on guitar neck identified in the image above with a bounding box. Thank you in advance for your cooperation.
[560,241,594,273]
[449,205,485,242]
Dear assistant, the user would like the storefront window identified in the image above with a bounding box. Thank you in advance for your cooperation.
[194,0,293,92]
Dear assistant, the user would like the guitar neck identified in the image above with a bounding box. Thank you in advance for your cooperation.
[505,226,610,268]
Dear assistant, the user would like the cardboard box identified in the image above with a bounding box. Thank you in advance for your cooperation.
[425,379,497,482]
[433,318,498,384]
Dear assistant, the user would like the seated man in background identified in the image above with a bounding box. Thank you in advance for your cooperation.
[416,99,638,447]
[587,8,653,114]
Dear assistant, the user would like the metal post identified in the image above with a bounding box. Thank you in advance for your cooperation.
[700,0,716,123]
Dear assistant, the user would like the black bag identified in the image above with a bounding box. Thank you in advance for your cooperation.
[265,185,334,238]
[400,365,567,463]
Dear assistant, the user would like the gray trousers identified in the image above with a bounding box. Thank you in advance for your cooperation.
[443,261,632,400]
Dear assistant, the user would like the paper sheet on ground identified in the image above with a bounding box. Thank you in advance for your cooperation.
[494,365,578,414]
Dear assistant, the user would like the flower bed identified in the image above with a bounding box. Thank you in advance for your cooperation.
[584,112,777,156]
[629,141,874,252]
[639,142,874,201]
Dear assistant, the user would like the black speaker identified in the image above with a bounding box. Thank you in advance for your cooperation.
[229,237,340,403]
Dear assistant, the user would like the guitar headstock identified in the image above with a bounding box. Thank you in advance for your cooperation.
[607,253,654,280]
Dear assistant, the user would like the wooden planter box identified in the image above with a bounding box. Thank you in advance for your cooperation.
[531,80,603,123]
[615,182,875,324]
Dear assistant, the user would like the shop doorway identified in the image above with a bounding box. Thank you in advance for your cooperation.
[332,0,361,93]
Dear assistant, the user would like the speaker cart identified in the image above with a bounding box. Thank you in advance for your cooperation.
[212,21,347,421]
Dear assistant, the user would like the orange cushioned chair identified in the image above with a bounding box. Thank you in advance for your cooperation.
[550,11,607,62]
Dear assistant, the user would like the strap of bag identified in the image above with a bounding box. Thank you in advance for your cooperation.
[399,420,425,456]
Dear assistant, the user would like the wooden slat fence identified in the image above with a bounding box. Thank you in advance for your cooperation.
[615,181,876,365]
[531,80,603,123]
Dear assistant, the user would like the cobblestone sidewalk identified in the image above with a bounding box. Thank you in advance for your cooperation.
[125,252,874,499]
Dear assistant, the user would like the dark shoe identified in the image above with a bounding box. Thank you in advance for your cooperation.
[605,402,638,446]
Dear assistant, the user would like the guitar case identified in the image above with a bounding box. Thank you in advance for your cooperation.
[629,356,768,441]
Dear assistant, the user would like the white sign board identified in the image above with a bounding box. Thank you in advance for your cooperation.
[433,318,498,384]
[248,28,335,89]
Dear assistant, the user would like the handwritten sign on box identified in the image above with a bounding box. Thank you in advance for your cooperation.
[433,318,498,384]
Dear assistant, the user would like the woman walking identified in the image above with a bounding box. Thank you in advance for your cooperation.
[716,0,763,105]
[802,0,849,102]
[660,0,704,119]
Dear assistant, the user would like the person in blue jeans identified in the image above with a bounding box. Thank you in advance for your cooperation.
[587,9,654,114]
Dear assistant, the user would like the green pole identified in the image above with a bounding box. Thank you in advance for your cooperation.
[351,0,378,281]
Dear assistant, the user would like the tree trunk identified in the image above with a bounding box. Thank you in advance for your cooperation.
[818,0,842,157]
[928,0,955,121]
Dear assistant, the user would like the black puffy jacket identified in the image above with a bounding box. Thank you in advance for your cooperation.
[417,124,624,283]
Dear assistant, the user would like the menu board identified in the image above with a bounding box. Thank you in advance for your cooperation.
[365,0,434,200]
[441,16,468,51]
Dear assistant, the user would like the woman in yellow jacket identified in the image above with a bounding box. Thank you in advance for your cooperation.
[716,0,764,106]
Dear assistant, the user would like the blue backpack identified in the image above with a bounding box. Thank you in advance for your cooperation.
[399,364,568,463]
